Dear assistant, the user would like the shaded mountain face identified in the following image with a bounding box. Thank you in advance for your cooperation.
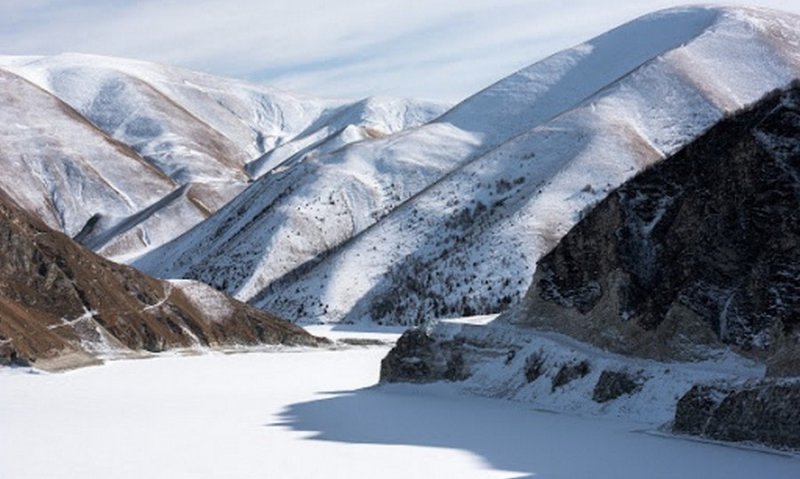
[0,192,322,371]
[514,83,800,374]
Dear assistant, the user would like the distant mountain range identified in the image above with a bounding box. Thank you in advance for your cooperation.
[0,54,447,261]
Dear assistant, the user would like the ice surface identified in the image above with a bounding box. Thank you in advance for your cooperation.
[1,340,797,479]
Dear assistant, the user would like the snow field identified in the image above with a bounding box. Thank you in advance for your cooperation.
[1,334,798,479]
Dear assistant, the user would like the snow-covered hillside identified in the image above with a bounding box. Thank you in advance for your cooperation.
[0,68,175,238]
[0,54,447,260]
[258,6,800,325]
[134,122,481,298]
[136,6,733,305]
[137,6,800,324]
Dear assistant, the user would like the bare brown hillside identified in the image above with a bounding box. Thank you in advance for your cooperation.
[0,192,323,370]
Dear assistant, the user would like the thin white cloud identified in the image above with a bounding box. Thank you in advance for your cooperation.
[2,0,799,101]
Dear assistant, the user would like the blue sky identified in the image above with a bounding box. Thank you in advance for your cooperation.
[2,0,799,101]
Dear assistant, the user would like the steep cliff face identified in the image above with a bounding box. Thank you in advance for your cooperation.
[514,83,800,372]
[0,192,322,370]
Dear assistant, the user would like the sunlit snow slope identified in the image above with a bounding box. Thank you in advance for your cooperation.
[0,54,448,260]
[138,6,800,325]
[259,6,800,325]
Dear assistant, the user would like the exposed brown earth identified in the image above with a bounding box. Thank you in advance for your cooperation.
[0,191,324,370]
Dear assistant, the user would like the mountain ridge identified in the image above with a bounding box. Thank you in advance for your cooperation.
[249,5,800,325]
[0,53,448,261]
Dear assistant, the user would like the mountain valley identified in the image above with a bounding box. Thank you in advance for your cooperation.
[1,4,800,475]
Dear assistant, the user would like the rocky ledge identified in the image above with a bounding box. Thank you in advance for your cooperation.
[380,329,469,383]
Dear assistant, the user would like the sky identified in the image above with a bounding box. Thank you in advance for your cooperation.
[2,0,799,102]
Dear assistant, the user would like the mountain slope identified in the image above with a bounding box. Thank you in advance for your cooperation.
[253,6,800,324]
[137,6,741,305]
[0,54,448,261]
[0,191,323,371]
[0,68,175,237]
[134,122,480,299]
[380,82,800,452]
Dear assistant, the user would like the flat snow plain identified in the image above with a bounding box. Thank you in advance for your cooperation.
[1,327,799,479]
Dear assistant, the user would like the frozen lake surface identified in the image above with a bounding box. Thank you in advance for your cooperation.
[1,334,798,479]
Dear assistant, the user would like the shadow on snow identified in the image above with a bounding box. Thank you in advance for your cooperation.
[270,381,799,479]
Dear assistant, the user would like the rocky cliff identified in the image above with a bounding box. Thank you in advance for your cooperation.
[513,82,800,374]
[0,191,323,370]
[673,379,800,450]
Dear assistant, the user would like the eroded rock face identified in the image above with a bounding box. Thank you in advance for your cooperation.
[515,83,800,367]
[0,192,323,369]
[380,329,469,383]
[674,380,800,450]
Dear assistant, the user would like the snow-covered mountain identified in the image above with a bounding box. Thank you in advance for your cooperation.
[138,6,800,324]
[0,54,448,260]
[381,81,800,451]
[133,121,481,299]
[269,5,800,326]
[0,67,175,241]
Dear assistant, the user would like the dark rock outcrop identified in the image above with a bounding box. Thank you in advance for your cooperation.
[592,370,645,403]
[380,329,469,383]
[551,360,591,391]
[523,351,546,383]
[515,82,800,368]
[0,191,324,370]
[674,380,800,450]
